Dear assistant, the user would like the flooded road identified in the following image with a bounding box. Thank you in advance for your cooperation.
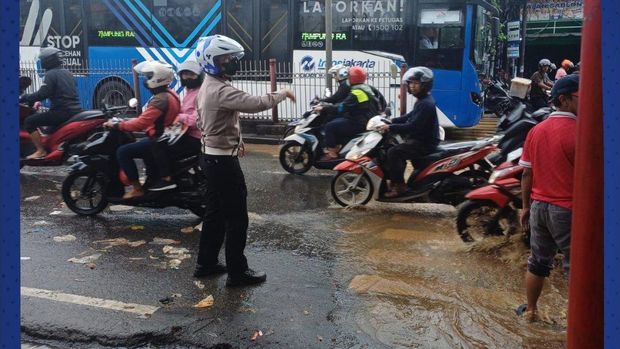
[21,144,568,348]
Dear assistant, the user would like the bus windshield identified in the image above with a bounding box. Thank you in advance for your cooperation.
[414,5,465,71]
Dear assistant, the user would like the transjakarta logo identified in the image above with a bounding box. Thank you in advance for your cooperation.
[300,56,316,71]
[318,58,376,69]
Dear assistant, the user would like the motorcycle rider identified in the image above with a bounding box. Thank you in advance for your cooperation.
[19,47,83,160]
[529,59,554,109]
[149,60,204,192]
[555,59,574,80]
[194,35,295,286]
[313,66,385,160]
[320,64,350,104]
[379,66,440,198]
[102,61,180,199]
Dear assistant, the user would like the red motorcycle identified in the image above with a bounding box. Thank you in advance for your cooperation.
[19,76,128,168]
[455,149,524,243]
[330,117,501,207]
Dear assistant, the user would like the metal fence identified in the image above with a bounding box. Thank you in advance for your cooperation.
[19,59,404,122]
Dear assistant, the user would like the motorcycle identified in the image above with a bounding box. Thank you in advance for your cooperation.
[279,99,389,174]
[456,148,524,243]
[61,109,206,217]
[19,76,125,168]
[330,116,500,207]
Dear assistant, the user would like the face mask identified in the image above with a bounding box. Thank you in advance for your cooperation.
[221,57,240,76]
[181,78,201,89]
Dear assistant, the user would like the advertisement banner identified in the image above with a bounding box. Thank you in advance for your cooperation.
[527,0,583,22]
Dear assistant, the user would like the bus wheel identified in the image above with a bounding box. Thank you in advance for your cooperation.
[94,80,133,109]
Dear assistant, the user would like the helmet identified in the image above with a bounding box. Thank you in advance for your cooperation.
[538,58,552,68]
[550,74,579,100]
[177,60,204,88]
[403,66,434,94]
[550,63,557,70]
[328,64,349,81]
[348,66,367,85]
[561,59,574,69]
[134,60,174,89]
[195,35,244,76]
[38,47,62,70]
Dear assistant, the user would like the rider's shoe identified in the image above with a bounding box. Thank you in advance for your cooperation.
[149,179,177,192]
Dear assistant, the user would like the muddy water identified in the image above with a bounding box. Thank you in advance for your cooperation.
[336,204,568,349]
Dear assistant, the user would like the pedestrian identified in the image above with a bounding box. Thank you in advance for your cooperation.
[516,74,579,322]
[529,59,554,109]
[193,35,295,286]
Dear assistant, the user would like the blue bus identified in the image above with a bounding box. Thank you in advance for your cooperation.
[19,0,497,127]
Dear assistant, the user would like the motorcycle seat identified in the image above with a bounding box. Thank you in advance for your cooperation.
[39,110,105,135]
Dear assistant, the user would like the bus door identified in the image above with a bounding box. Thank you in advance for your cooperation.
[412,3,483,128]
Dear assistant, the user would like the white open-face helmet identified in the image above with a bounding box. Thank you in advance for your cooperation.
[134,60,174,89]
[195,35,244,75]
[328,64,349,81]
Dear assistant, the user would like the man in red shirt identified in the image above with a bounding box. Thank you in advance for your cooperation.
[516,74,579,322]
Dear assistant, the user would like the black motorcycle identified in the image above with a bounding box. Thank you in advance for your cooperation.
[61,128,206,216]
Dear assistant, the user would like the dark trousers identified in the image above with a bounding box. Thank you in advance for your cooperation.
[196,154,249,275]
[386,140,437,183]
[116,138,158,182]
[530,95,548,109]
[324,117,365,148]
[23,109,75,133]
[152,135,201,178]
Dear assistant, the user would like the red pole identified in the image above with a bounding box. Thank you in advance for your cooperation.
[269,58,279,123]
[131,59,142,112]
[399,63,407,116]
[567,0,603,347]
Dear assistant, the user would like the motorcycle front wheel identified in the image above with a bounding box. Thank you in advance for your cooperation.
[279,141,313,174]
[331,171,373,207]
[62,171,109,216]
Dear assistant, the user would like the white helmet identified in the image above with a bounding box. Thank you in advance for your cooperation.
[177,60,203,76]
[195,35,244,75]
[328,64,349,81]
[134,60,174,89]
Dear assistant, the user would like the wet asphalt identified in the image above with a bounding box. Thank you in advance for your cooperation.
[20,145,568,349]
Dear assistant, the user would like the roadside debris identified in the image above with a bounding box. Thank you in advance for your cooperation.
[130,225,145,230]
[180,226,194,234]
[194,295,215,308]
[24,196,40,201]
[93,238,146,248]
[32,220,50,226]
[317,335,323,342]
[162,246,190,269]
[53,234,77,242]
[159,293,182,305]
[109,205,133,212]
[86,263,97,269]
[168,259,182,269]
[49,211,62,215]
[21,257,31,261]
[150,238,181,245]
[67,253,102,264]
[193,281,205,290]
[250,330,263,341]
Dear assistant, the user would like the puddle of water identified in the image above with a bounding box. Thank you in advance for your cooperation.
[338,209,568,348]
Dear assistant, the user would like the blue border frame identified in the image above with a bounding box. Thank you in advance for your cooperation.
[603,0,620,348]
[0,0,21,347]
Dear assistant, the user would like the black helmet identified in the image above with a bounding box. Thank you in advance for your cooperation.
[402,66,434,95]
[39,47,62,70]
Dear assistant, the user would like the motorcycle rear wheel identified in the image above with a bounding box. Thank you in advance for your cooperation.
[331,171,373,207]
[279,141,313,174]
[62,171,109,216]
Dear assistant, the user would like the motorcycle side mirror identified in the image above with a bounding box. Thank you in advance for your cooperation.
[324,88,332,98]
[19,76,32,92]
[384,107,392,117]
[128,98,138,108]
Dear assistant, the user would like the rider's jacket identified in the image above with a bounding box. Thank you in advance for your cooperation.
[389,92,440,146]
[119,88,180,138]
[323,83,384,128]
[321,81,350,104]
[19,66,82,114]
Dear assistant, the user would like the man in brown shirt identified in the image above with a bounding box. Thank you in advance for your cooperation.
[193,35,295,287]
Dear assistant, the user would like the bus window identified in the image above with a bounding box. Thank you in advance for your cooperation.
[226,0,255,58]
[414,6,464,71]
[260,0,290,62]
[472,6,492,75]
[151,0,221,48]
[87,0,150,47]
